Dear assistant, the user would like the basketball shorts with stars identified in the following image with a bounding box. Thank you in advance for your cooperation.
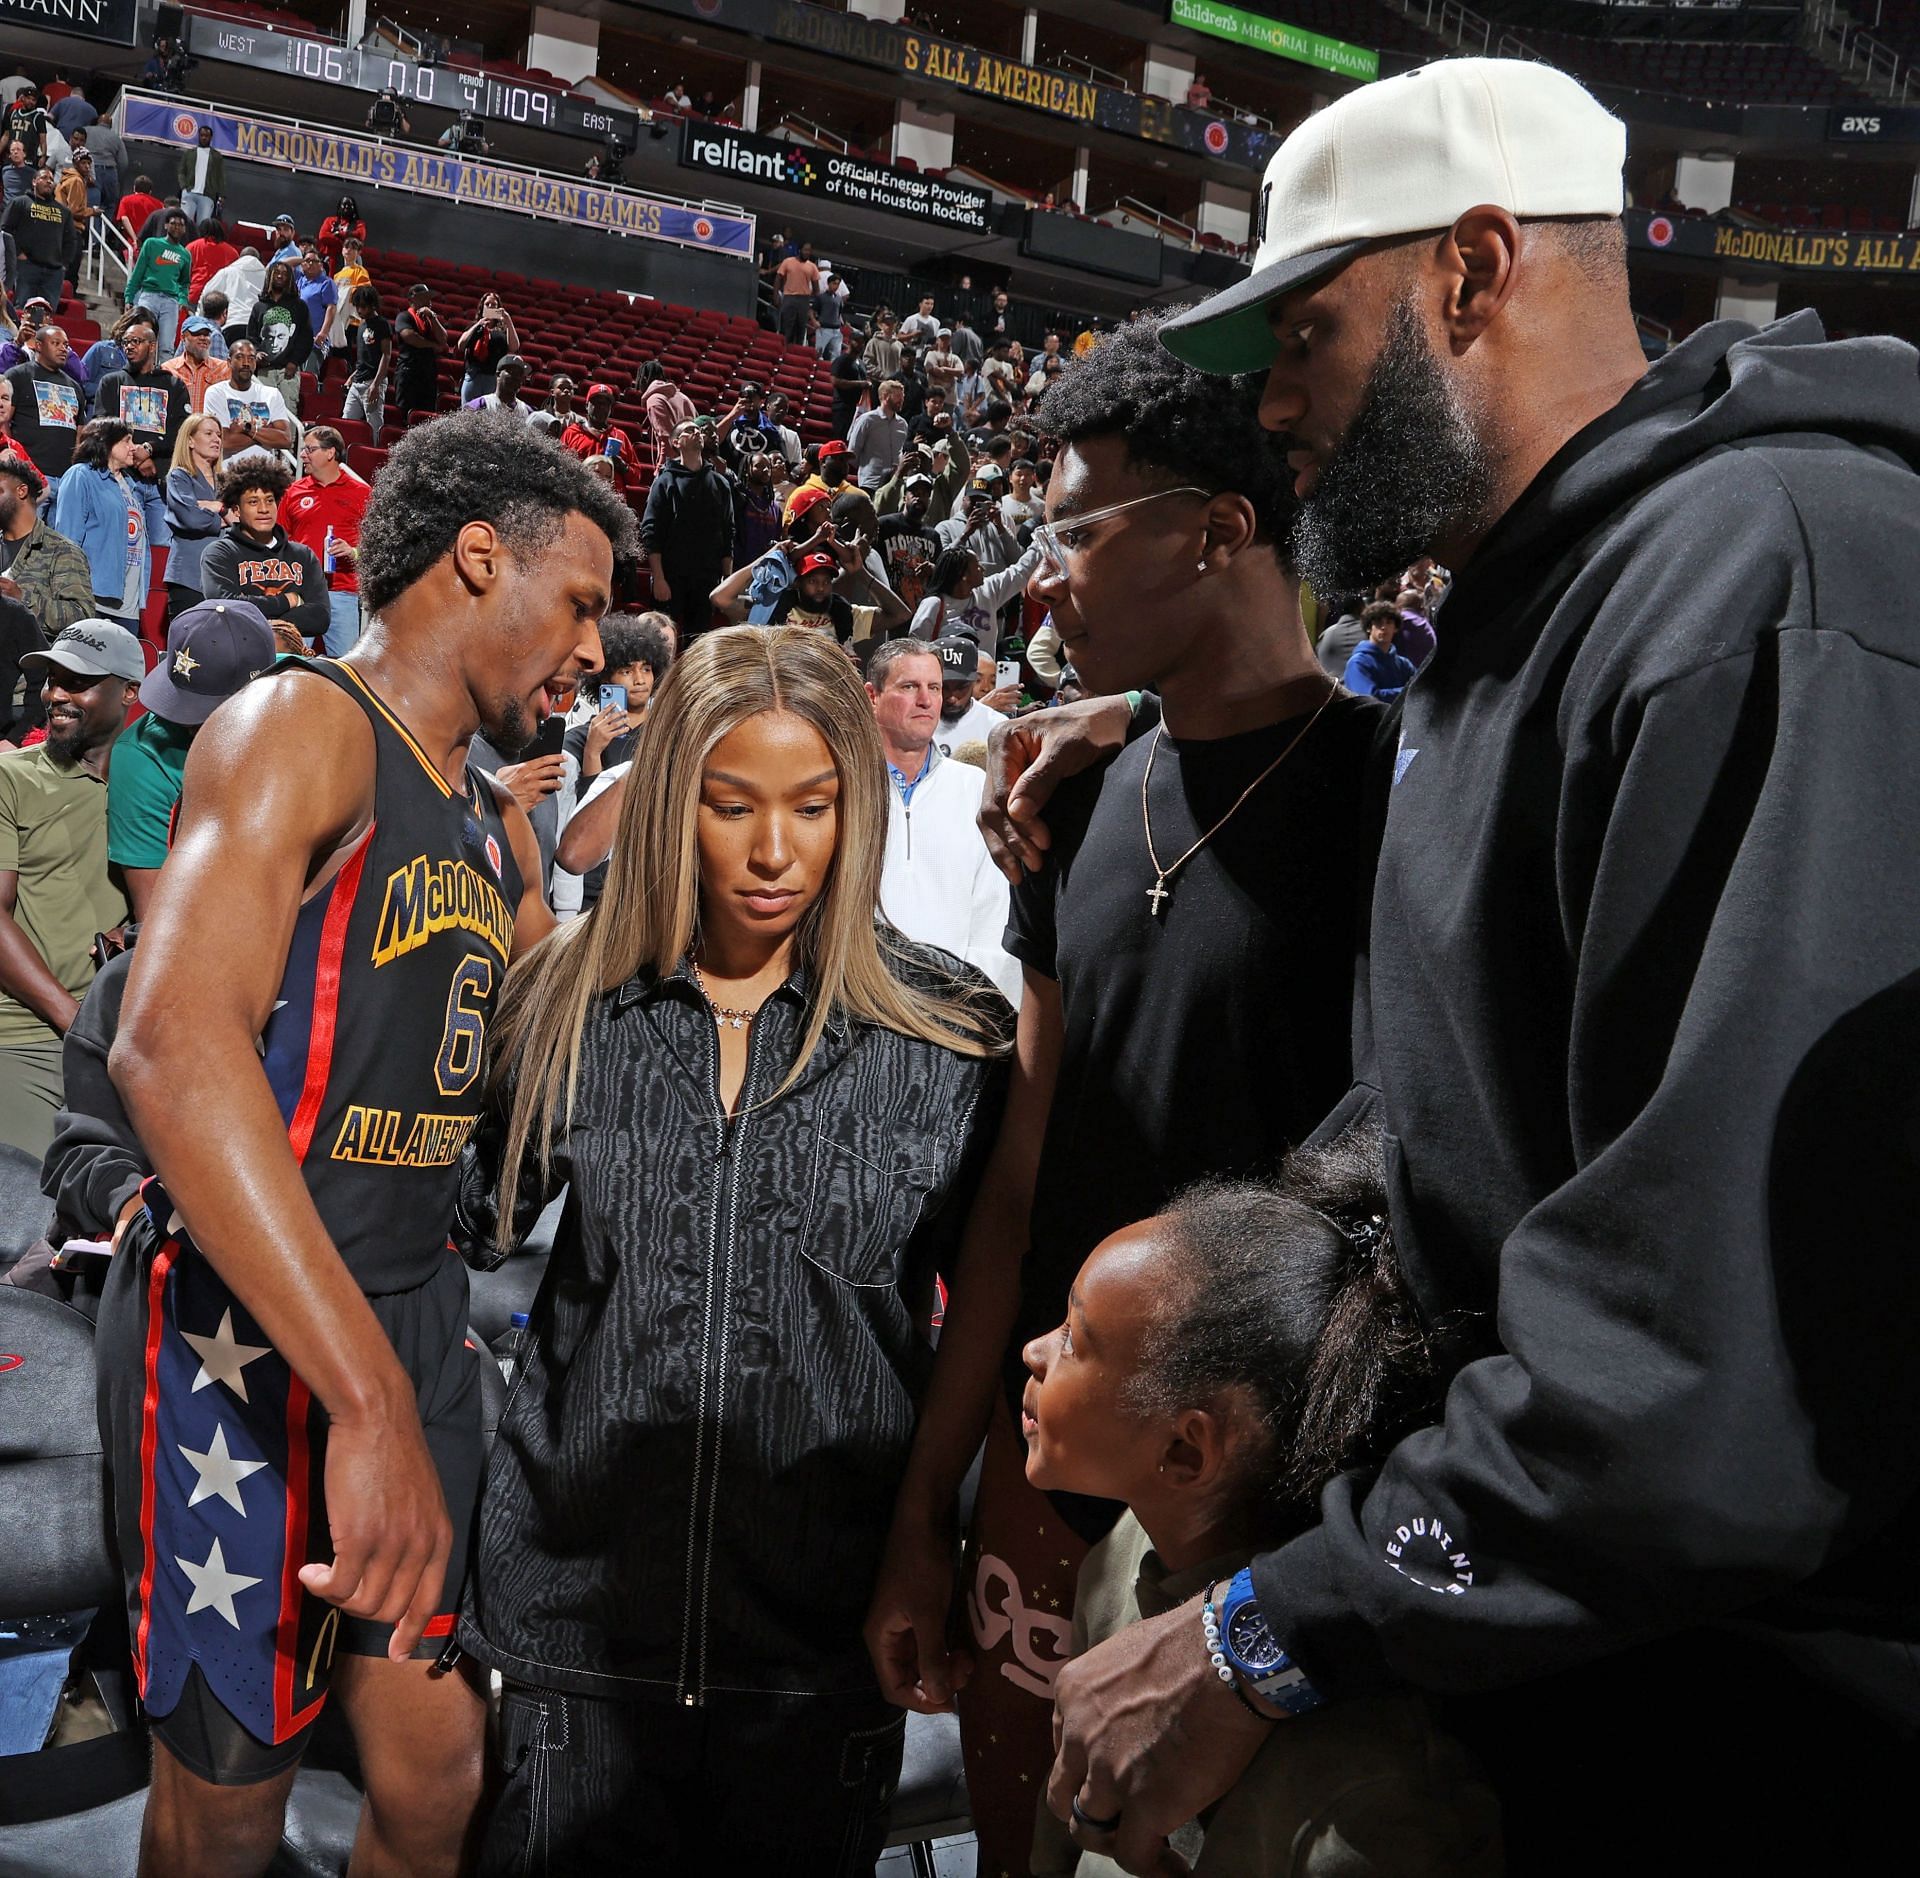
[95,1181,483,1786]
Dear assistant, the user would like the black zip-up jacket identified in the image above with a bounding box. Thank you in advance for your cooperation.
[1256,312,1920,1722]
[456,941,1009,1705]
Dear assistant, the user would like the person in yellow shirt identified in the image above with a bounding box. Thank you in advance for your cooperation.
[330,232,371,374]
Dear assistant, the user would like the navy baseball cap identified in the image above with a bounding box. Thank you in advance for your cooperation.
[139,599,275,725]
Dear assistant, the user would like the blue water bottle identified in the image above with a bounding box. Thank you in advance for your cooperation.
[322,525,337,574]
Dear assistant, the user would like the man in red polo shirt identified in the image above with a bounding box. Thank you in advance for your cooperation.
[560,382,639,492]
[277,423,369,654]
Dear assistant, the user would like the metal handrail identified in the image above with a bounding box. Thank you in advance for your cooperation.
[779,112,852,154]
[1111,196,1198,245]
[184,0,344,45]
[1052,50,1132,92]
[82,209,132,301]
[1806,0,1917,102]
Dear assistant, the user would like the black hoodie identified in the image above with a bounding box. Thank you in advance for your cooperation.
[1253,313,1920,1722]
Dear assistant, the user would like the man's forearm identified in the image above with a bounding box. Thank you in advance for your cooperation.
[113,1017,413,1423]
[0,902,78,1030]
[894,1172,1032,1520]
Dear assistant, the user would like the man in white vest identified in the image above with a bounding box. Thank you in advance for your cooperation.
[866,637,1020,1006]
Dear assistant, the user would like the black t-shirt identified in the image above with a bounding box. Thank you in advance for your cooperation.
[875,512,941,610]
[94,366,188,455]
[393,307,440,396]
[5,362,82,479]
[462,326,509,377]
[0,591,47,741]
[1004,690,1389,1383]
[350,311,392,386]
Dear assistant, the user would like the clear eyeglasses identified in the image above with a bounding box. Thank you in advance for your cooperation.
[1030,484,1212,577]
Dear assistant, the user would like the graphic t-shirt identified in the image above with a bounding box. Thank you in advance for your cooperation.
[5,363,82,478]
[875,513,942,609]
[350,313,392,387]
[768,588,854,640]
[253,301,301,367]
[204,379,291,463]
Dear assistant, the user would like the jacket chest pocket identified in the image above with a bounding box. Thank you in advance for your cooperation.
[798,1116,942,1288]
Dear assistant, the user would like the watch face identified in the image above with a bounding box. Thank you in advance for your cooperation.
[1226,1602,1284,1673]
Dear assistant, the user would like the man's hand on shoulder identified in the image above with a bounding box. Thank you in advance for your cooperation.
[979,694,1132,882]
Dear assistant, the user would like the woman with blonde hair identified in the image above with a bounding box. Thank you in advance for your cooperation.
[162,410,224,619]
[460,624,1011,1876]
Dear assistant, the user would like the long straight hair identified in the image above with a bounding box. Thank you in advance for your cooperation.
[488,624,1006,1233]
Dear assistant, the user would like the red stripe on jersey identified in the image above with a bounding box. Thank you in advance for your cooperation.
[132,1223,178,1695]
[287,829,373,1165]
[273,1370,327,1742]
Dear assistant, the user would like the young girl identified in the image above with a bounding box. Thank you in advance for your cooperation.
[1023,1130,1503,1876]
[461,624,1012,1876]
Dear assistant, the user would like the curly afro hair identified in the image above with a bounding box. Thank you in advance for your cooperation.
[357,409,639,616]
[1035,310,1297,557]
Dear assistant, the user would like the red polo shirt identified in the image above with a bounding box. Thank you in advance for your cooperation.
[278,466,371,594]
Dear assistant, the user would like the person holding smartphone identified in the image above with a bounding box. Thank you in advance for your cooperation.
[457,291,517,403]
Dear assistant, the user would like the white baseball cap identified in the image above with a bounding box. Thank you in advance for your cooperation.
[1160,58,1626,376]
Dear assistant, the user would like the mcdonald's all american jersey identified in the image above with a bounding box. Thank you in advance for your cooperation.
[97,655,522,1752]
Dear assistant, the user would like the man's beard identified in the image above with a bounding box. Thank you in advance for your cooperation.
[45,723,90,765]
[939,692,970,727]
[490,696,534,756]
[1288,294,1497,598]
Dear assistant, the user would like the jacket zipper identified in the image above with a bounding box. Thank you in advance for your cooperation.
[674,997,765,1707]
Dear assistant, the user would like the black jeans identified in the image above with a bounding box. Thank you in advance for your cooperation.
[480,1685,903,1878]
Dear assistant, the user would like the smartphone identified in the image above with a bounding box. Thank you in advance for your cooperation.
[529,715,567,759]
[996,659,1021,692]
[599,682,627,714]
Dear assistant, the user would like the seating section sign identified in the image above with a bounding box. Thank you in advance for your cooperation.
[679,123,992,234]
[123,96,755,255]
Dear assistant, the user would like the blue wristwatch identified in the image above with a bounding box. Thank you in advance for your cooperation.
[1210,1569,1326,1717]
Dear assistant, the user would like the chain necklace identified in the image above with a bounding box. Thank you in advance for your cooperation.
[1140,685,1337,919]
[688,957,762,1031]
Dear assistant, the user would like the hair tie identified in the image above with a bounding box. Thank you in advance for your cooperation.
[1313,1206,1389,1260]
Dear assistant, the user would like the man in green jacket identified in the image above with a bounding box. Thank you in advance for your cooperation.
[124,205,192,353]
[176,123,223,227]
[0,451,92,638]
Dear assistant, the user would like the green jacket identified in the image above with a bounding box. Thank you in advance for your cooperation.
[176,144,225,200]
[7,516,93,638]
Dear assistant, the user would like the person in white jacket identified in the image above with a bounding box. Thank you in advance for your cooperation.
[866,638,1021,1007]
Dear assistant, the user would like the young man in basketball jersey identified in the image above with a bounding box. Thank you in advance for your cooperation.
[863,317,1388,1874]
[99,410,636,1877]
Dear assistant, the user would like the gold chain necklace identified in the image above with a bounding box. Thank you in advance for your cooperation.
[1140,686,1336,919]
[689,958,762,1031]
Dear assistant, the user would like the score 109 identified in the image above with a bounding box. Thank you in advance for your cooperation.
[277,38,560,128]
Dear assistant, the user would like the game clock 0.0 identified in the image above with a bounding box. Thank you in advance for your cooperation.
[185,18,637,147]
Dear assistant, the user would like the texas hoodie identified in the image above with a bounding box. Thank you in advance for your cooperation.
[1254,312,1920,1724]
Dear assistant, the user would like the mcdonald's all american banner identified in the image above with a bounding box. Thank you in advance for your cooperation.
[123,96,755,255]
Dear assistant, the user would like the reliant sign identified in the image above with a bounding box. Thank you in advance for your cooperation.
[680,123,993,234]
[1168,0,1379,82]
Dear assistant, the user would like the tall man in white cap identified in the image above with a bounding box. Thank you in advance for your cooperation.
[1007,56,1920,1872]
